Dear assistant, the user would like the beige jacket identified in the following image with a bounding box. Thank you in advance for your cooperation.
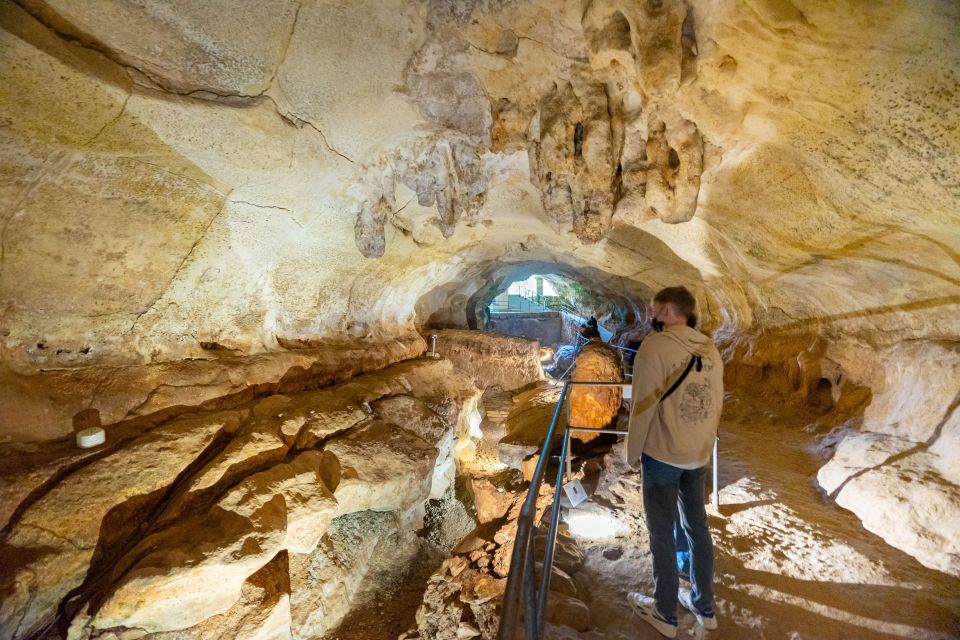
[626,325,724,468]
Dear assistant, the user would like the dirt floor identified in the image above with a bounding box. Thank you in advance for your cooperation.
[568,389,960,640]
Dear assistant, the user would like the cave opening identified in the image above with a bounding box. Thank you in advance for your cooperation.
[483,273,616,351]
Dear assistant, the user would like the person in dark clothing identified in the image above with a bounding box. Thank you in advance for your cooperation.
[578,315,601,340]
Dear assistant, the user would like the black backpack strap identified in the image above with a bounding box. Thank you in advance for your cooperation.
[660,355,701,403]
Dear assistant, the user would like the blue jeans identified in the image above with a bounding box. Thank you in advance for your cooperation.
[641,454,714,617]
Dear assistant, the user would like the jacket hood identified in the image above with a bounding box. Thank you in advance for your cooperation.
[659,325,712,357]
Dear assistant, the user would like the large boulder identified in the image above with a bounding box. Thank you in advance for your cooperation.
[371,394,457,498]
[322,419,439,517]
[82,551,295,640]
[568,340,623,439]
[817,341,960,576]
[498,385,565,470]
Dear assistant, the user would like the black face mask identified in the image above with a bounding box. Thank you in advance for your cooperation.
[650,319,665,333]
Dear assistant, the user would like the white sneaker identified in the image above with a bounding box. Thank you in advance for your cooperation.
[627,592,677,638]
[678,587,718,630]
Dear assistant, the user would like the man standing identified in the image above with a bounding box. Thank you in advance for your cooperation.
[625,286,723,637]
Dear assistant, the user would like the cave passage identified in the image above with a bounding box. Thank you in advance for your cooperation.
[1,0,959,639]
[483,273,618,351]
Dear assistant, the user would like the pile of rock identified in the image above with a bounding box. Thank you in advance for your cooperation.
[408,508,593,640]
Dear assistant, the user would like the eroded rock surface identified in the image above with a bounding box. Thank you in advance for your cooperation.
[433,330,544,392]
[1,334,426,442]
[1,0,959,606]
[290,510,420,639]
[0,357,483,639]
[568,339,623,438]
[1,411,241,638]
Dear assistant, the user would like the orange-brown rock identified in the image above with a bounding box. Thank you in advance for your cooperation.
[568,340,623,441]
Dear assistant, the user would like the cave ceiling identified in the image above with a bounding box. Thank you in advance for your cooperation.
[0,0,957,373]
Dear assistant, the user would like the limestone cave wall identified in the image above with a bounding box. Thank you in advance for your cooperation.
[0,0,958,594]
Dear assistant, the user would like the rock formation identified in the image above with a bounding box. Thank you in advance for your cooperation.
[0,0,958,633]
[432,329,545,392]
[568,340,624,438]
[0,357,483,639]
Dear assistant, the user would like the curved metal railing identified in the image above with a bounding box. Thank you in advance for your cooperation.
[497,363,719,639]
[496,379,627,640]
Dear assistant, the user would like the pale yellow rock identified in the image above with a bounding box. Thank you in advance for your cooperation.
[90,552,294,640]
[290,394,370,450]
[272,0,424,160]
[816,432,916,496]
[835,453,960,578]
[159,419,286,521]
[860,342,960,442]
[292,357,479,451]
[372,395,453,457]
[0,411,238,639]
[93,451,335,633]
[372,394,458,498]
[323,419,438,517]
[18,0,299,95]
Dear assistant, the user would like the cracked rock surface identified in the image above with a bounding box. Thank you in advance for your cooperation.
[0,355,484,639]
[0,0,958,618]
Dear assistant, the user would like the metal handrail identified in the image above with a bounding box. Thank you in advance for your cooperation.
[498,380,569,640]
[498,380,619,640]
[610,343,638,353]
[497,378,720,639]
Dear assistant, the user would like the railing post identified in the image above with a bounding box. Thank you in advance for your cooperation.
[712,436,720,510]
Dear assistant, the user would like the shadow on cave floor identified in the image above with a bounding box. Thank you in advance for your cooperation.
[569,383,960,640]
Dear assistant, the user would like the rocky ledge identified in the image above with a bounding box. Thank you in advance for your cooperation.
[0,356,482,640]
